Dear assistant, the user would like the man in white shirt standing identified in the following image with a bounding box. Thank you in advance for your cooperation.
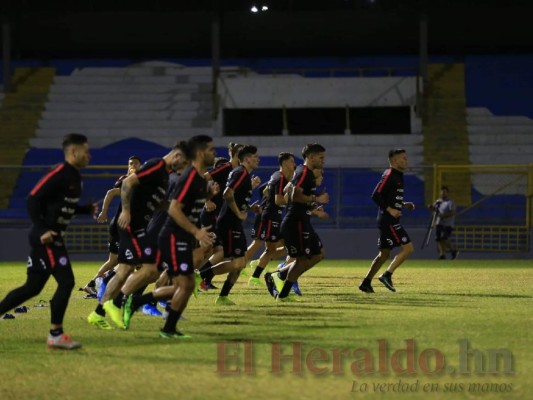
[430,186,459,260]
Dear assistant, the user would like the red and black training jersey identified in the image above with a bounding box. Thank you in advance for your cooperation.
[371,167,404,225]
[285,165,316,221]
[27,162,91,243]
[208,162,233,212]
[218,165,252,224]
[163,166,207,236]
[129,158,169,230]
[262,170,287,218]
[147,170,181,234]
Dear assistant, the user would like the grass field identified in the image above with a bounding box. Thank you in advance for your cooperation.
[0,259,531,400]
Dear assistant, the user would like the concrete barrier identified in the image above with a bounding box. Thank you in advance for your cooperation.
[1,226,530,262]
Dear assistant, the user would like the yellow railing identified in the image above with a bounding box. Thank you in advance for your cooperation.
[64,224,108,253]
[434,164,533,252]
[454,225,530,252]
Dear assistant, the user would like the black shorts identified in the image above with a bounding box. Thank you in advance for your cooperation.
[281,218,322,258]
[117,226,158,264]
[200,209,223,248]
[157,231,195,277]
[108,218,120,254]
[378,223,411,249]
[436,225,453,241]
[256,215,282,242]
[216,219,247,258]
[27,242,72,276]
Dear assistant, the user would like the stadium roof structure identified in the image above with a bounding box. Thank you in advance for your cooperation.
[1,0,532,58]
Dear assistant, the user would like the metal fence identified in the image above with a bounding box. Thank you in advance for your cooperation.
[1,164,530,253]
[0,164,431,229]
[433,164,532,252]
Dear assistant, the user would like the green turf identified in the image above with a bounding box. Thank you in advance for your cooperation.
[0,259,531,399]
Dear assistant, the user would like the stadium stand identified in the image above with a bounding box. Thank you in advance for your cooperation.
[32,62,215,149]
[2,59,530,233]
[31,61,424,169]
[467,107,533,164]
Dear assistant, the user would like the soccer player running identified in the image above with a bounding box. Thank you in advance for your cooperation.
[198,145,261,305]
[358,148,415,294]
[111,142,191,319]
[265,143,329,302]
[81,155,141,299]
[0,134,95,349]
[274,166,329,297]
[135,135,216,338]
[248,152,296,285]
[90,144,183,329]
[198,143,243,290]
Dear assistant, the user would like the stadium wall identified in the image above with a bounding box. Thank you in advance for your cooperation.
[1,227,531,262]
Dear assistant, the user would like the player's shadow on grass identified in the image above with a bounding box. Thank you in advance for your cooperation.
[331,294,464,308]
[418,291,533,299]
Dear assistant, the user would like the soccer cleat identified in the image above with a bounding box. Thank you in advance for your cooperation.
[358,280,375,293]
[277,262,286,270]
[158,301,168,308]
[248,277,264,287]
[378,274,396,292]
[451,250,459,260]
[87,311,114,330]
[142,304,162,317]
[159,329,192,339]
[193,273,202,298]
[438,255,446,260]
[291,281,302,296]
[102,300,125,329]
[14,306,30,313]
[2,313,15,319]
[271,272,285,294]
[123,295,135,329]
[47,334,82,350]
[215,296,236,306]
[200,280,218,291]
[82,284,97,296]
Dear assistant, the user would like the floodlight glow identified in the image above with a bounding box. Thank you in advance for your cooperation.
[251,5,258,12]
[262,5,268,11]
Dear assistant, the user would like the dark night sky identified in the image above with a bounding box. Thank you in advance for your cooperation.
[2,0,533,58]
